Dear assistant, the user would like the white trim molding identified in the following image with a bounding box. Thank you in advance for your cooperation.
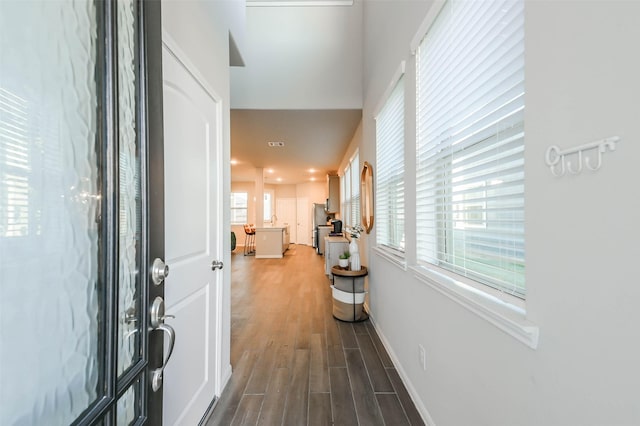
[367,315,437,426]
[372,246,407,271]
[410,0,446,54]
[411,266,539,349]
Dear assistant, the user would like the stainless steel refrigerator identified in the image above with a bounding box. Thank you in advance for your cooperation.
[312,203,333,252]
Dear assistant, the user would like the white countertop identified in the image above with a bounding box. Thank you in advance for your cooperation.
[255,225,289,232]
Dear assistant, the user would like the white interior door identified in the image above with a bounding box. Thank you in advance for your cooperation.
[296,197,311,245]
[162,40,223,425]
[276,198,297,243]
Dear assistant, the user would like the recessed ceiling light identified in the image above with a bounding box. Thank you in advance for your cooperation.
[266,169,274,174]
[310,177,316,181]
[308,168,316,173]
[267,141,285,147]
[276,177,283,182]
[230,159,238,165]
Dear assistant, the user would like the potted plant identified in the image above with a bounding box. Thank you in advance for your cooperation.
[338,251,350,268]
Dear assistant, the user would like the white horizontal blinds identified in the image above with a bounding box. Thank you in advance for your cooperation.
[0,88,30,237]
[350,151,360,226]
[343,165,351,226]
[416,0,525,298]
[230,192,248,224]
[375,76,405,252]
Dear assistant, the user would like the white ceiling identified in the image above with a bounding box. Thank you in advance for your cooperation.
[230,1,363,184]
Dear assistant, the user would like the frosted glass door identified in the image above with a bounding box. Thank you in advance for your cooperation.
[0,1,103,424]
[117,0,142,378]
[0,1,163,424]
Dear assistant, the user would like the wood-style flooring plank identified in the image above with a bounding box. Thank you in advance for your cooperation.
[308,392,332,426]
[325,312,346,368]
[295,304,312,349]
[387,368,425,426]
[376,393,411,426]
[282,349,310,426]
[311,284,328,334]
[355,333,394,392]
[310,333,330,393]
[352,320,369,335]
[337,321,358,349]
[365,321,394,368]
[244,338,278,394]
[207,350,259,426]
[230,394,264,426]
[256,367,290,426]
[344,349,385,426]
[274,321,297,369]
[329,367,358,426]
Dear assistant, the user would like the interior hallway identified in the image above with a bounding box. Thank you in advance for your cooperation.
[207,244,424,425]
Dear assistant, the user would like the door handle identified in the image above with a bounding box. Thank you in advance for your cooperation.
[150,323,176,392]
[149,296,176,392]
[211,260,223,270]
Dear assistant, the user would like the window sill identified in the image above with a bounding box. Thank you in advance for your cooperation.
[410,265,539,349]
[372,246,407,271]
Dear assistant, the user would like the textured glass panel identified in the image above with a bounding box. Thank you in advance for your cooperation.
[116,379,141,426]
[116,0,142,376]
[0,1,101,424]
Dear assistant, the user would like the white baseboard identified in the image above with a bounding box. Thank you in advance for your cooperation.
[219,364,232,396]
[368,314,437,426]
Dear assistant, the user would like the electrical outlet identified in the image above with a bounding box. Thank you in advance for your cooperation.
[418,344,426,370]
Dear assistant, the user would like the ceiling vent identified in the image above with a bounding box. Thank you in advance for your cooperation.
[267,141,285,147]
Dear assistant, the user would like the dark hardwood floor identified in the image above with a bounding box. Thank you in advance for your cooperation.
[206,244,424,426]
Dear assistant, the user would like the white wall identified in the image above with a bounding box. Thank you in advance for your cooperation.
[231,2,363,109]
[162,0,243,392]
[295,181,327,205]
[355,1,640,425]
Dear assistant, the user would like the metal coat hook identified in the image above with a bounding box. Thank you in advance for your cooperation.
[545,136,619,177]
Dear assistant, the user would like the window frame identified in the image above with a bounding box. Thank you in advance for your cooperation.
[414,0,526,301]
[374,64,406,256]
[230,191,248,225]
[340,150,360,228]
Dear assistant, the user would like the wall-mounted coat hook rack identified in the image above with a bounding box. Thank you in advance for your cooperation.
[545,136,620,177]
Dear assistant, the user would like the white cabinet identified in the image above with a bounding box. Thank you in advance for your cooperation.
[324,236,349,275]
[282,226,290,252]
[255,226,290,258]
[317,225,332,255]
[326,174,340,213]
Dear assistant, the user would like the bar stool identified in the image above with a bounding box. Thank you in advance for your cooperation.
[243,224,256,256]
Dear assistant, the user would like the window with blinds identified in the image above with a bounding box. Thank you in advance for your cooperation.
[350,152,360,226]
[415,0,525,298]
[375,75,405,253]
[341,151,360,228]
[230,192,248,224]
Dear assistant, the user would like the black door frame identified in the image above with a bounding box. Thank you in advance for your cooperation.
[71,0,165,424]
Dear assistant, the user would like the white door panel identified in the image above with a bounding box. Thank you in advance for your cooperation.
[162,43,221,426]
[297,197,311,246]
[276,198,296,243]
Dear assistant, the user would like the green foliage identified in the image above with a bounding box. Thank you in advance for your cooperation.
[339,251,351,259]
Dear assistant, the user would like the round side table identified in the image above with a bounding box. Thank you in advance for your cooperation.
[331,266,368,322]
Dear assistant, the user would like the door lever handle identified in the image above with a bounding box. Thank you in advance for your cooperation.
[211,260,224,270]
[150,322,176,392]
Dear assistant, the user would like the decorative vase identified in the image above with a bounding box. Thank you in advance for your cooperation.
[349,238,359,254]
[350,252,361,271]
[349,239,360,271]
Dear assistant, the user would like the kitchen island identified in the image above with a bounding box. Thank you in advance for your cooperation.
[255,226,290,258]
